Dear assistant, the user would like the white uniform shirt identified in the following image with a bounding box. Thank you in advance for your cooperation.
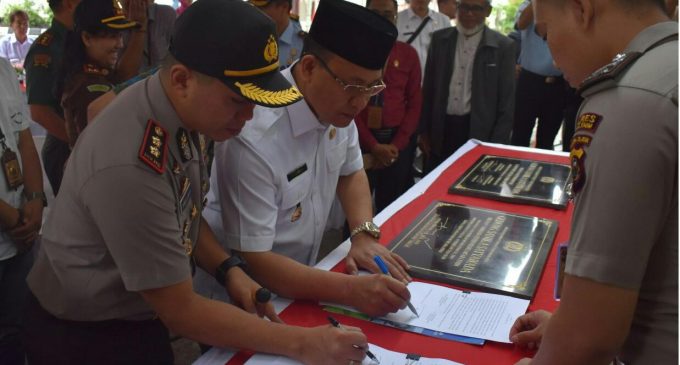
[0,58,29,260]
[446,27,483,115]
[397,8,450,78]
[204,67,363,267]
[0,33,33,65]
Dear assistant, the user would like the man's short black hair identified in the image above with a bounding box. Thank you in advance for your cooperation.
[9,9,28,24]
[365,0,398,10]
[48,0,63,12]
[265,0,293,9]
[301,36,332,60]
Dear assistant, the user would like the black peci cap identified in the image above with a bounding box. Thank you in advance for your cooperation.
[309,0,398,70]
[169,0,302,107]
[74,0,138,33]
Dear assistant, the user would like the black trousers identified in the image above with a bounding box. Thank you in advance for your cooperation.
[511,69,567,150]
[366,128,414,212]
[23,294,174,365]
[424,114,470,174]
[561,87,583,152]
[41,134,70,196]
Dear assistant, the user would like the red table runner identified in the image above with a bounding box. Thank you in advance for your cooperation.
[227,144,572,365]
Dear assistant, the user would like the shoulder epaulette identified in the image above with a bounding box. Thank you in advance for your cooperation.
[83,63,110,76]
[138,119,168,174]
[578,52,642,94]
[35,32,53,47]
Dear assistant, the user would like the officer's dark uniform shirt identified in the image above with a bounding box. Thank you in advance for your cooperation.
[61,64,114,147]
[28,73,209,321]
[566,22,678,364]
[25,19,68,114]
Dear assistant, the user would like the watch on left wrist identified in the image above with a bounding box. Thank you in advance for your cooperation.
[214,254,247,287]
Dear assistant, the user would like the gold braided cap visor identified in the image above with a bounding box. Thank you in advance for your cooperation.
[224,62,303,107]
[101,15,138,29]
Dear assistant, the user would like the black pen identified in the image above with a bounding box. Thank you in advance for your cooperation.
[327,316,380,364]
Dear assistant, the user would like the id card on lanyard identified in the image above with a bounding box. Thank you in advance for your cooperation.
[0,125,23,190]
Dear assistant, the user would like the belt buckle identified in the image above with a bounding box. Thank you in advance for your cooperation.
[545,76,556,84]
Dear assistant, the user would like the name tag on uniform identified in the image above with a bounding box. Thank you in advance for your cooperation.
[287,164,307,182]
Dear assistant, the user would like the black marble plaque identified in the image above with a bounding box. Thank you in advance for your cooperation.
[449,155,572,209]
[388,201,558,299]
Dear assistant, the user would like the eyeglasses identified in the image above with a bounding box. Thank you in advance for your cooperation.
[456,2,488,14]
[311,54,386,97]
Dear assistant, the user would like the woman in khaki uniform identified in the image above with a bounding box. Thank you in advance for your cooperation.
[57,0,139,147]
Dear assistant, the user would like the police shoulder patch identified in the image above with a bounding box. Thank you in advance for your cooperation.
[575,113,603,132]
[32,53,51,68]
[35,32,53,46]
[139,119,168,174]
[569,134,592,195]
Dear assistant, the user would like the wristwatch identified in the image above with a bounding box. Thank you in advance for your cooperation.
[24,191,47,207]
[350,221,381,240]
[214,254,247,287]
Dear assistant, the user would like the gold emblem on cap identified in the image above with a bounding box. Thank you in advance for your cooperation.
[264,35,278,64]
[329,128,336,140]
[234,82,302,106]
[113,0,124,15]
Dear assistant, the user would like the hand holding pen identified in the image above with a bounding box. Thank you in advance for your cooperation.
[374,256,419,317]
[328,316,381,364]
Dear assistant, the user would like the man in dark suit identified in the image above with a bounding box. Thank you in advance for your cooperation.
[418,0,515,172]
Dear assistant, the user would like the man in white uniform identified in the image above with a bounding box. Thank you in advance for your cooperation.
[199,0,413,317]
[396,0,450,77]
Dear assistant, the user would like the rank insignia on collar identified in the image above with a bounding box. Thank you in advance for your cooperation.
[172,161,181,174]
[139,119,167,174]
[177,128,193,162]
[329,127,336,140]
[578,52,642,93]
[83,63,109,76]
[291,203,302,222]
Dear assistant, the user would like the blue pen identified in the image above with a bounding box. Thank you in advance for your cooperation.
[373,255,419,317]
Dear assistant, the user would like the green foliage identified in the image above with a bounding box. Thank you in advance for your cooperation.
[2,0,52,28]
[492,0,522,35]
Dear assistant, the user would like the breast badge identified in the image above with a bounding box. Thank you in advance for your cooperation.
[291,203,302,222]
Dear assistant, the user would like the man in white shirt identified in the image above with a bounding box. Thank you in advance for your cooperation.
[0,10,33,70]
[198,0,413,318]
[396,0,450,77]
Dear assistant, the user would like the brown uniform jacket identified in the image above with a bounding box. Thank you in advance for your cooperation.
[61,64,113,147]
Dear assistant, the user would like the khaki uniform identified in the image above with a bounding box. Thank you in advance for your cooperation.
[566,22,678,364]
[28,73,209,321]
[61,64,114,147]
